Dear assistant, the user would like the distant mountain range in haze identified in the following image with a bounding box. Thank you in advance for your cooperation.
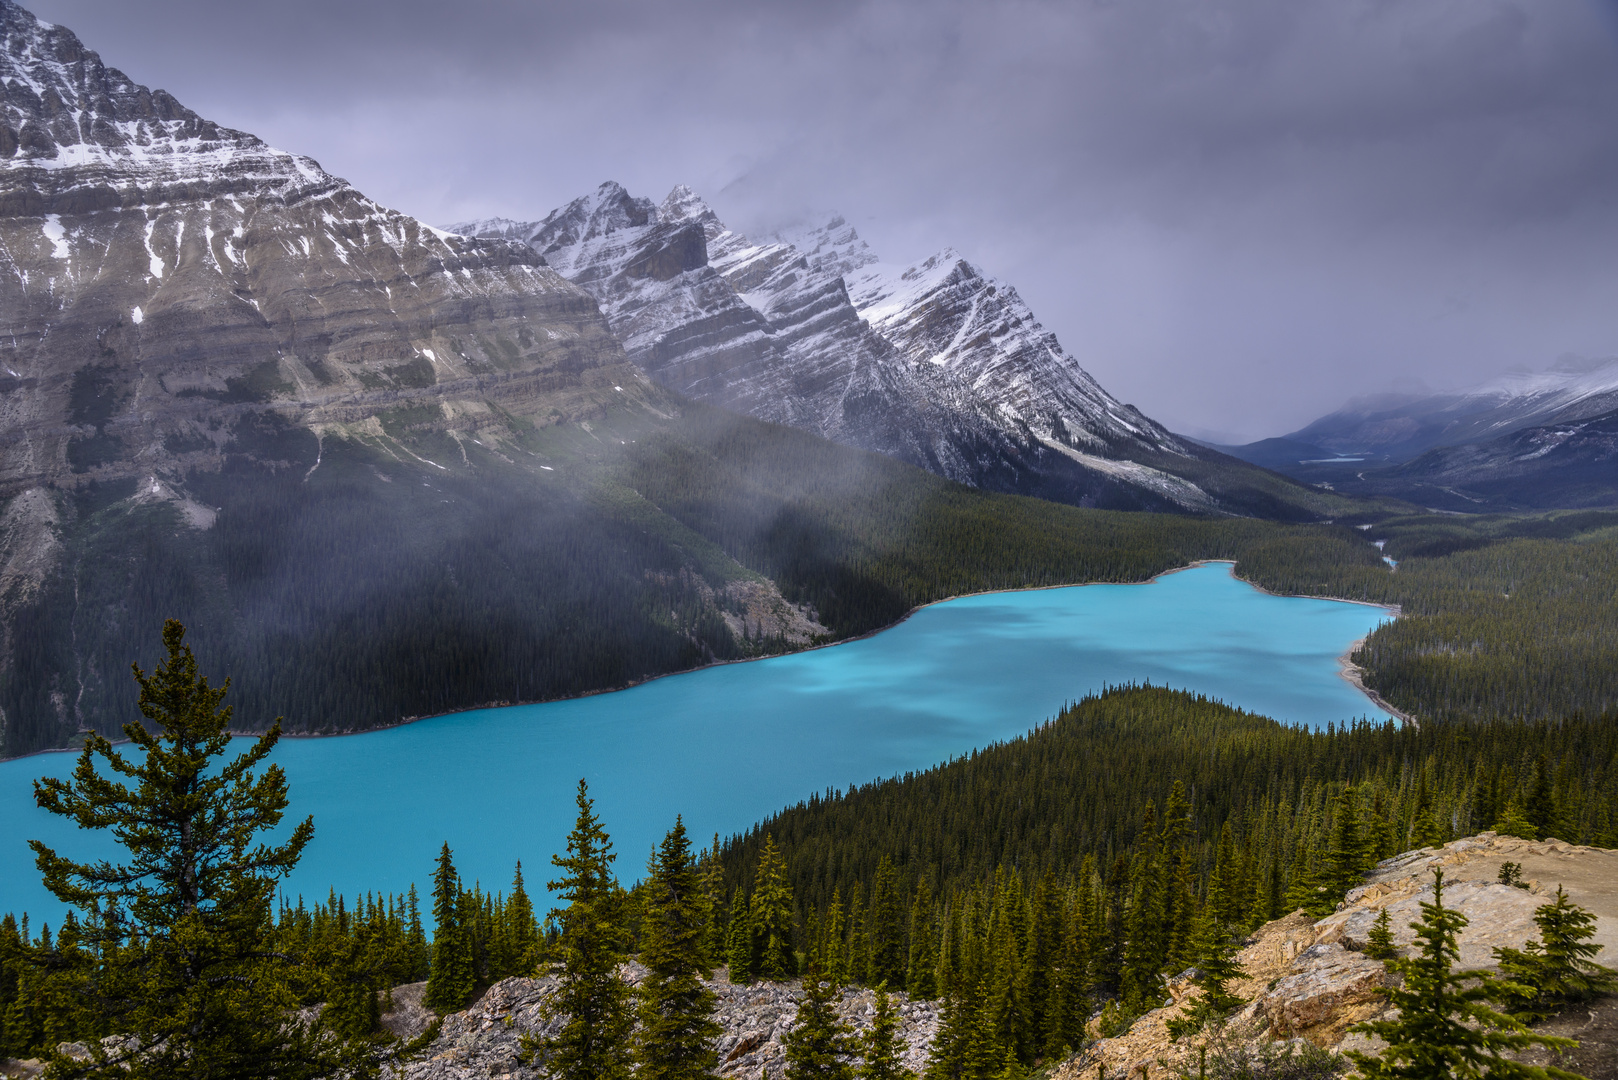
[1218,356,1618,510]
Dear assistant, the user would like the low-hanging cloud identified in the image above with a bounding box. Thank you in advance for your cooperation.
[25,0,1618,441]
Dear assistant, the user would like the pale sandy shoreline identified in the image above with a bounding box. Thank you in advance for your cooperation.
[3,559,1410,761]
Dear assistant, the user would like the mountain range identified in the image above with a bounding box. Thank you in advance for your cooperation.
[451,185,1334,519]
[1219,356,1618,510]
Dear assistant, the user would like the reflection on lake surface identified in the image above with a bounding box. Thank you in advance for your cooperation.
[0,563,1393,919]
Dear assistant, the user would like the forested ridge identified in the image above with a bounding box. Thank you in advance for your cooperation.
[719,686,1618,914]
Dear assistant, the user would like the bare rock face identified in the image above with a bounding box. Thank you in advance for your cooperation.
[1058,834,1618,1080]
[0,0,642,503]
[380,966,939,1080]
[453,185,1269,514]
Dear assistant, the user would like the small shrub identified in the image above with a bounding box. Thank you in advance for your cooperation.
[1180,1041,1348,1080]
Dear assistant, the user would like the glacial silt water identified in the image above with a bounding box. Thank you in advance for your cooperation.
[0,563,1393,920]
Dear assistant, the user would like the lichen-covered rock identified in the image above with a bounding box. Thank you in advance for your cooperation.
[1258,943,1389,1042]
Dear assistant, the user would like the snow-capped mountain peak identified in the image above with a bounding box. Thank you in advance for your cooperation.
[451,184,1252,512]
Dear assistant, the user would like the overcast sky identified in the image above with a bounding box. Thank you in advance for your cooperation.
[27,0,1618,441]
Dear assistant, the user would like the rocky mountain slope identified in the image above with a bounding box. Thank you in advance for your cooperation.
[0,0,646,602]
[1372,406,1618,510]
[454,185,1337,519]
[0,0,650,495]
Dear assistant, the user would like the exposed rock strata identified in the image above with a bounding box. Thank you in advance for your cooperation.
[0,0,646,502]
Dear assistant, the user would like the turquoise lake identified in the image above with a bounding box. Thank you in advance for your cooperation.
[0,562,1394,921]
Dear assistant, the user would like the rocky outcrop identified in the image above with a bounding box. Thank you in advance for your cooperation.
[1058,834,1618,1080]
[380,965,939,1080]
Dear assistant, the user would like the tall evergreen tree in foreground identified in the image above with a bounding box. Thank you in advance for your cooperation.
[527,779,633,1080]
[750,835,797,980]
[26,619,381,1079]
[424,843,475,1012]
[1349,869,1581,1080]
[636,816,722,1080]
[859,983,909,1080]
[783,964,855,1080]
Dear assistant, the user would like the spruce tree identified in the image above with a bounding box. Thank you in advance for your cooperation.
[1324,786,1367,895]
[1348,869,1579,1080]
[1165,907,1245,1039]
[1493,798,1538,841]
[848,885,871,987]
[907,880,939,1000]
[784,964,856,1080]
[1365,786,1397,863]
[1492,886,1617,1017]
[424,843,475,1012]
[1364,908,1398,961]
[636,817,723,1080]
[869,857,907,990]
[923,977,974,1080]
[25,619,380,1079]
[527,779,633,1080]
[859,983,908,1080]
[752,835,797,979]
[1525,756,1561,841]
[1409,769,1444,850]
[726,887,755,983]
[1022,871,1061,1054]
[700,835,728,967]
[985,876,1031,1065]
[1207,823,1239,927]
[504,863,538,978]
[825,888,850,987]
[406,884,430,981]
[1120,803,1165,1010]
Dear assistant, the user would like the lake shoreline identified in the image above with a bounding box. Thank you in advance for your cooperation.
[4,560,1405,761]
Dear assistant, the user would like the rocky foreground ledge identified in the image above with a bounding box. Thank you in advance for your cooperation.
[1057,833,1618,1080]
[379,966,941,1080]
[383,833,1616,1080]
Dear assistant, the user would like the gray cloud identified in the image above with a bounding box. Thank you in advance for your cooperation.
[25,0,1618,440]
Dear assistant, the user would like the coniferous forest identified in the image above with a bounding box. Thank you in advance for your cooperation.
[6,667,1615,1073]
